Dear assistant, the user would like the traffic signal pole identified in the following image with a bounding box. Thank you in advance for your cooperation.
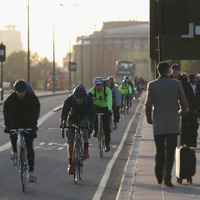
[1,61,3,101]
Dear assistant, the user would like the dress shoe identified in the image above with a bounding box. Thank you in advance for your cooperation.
[164,181,174,187]
[155,168,163,184]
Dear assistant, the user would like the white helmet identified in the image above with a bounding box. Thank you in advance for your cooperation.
[93,77,104,85]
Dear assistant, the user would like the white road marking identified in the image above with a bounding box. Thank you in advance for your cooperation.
[0,104,63,152]
[48,142,67,146]
[57,147,65,151]
[92,101,142,200]
[39,142,45,145]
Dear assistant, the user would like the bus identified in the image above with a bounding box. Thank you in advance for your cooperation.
[46,71,64,90]
[115,60,135,85]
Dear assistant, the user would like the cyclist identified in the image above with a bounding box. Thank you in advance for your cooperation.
[89,77,112,152]
[60,85,96,174]
[3,79,40,182]
[119,79,132,110]
[105,76,121,130]
[124,76,134,106]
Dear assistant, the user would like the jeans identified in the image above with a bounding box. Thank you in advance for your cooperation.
[154,134,177,182]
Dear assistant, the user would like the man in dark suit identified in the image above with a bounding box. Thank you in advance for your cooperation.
[182,73,200,147]
[145,61,189,187]
[170,63,188,94]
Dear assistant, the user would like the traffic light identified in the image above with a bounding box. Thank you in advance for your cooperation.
[0,43,6,62]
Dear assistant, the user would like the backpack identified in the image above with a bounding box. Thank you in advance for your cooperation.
[72,94,88,112]
[93,85,107,101]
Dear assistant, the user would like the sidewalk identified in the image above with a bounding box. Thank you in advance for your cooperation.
[0,90,69,105]
[117,109,200,200]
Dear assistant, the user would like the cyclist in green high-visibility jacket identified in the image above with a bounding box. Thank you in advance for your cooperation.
[119,79,132,110]
[89,77,112,152]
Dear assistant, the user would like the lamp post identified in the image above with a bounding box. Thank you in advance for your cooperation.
[27,0,30,85]
[52,0,55,93]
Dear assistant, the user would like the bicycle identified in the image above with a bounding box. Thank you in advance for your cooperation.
[121,94,129,118]
[10,128,32,192]
[61,123,85,183]
[96,113,105,158]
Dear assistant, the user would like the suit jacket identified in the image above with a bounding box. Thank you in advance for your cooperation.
[185,82,200,112]
[145,76,188,135]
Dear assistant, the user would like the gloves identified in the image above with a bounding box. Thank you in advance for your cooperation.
[4,127,10,133]
[108,110,112,116]
[60,120,66,129]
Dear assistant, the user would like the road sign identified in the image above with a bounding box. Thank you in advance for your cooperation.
[69,62,77,71]
[150,0,200,60]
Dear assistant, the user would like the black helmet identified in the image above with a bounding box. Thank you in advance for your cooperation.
[14,79,28,92]
[124,76,129,80]
[108,76,114,82]
[73,85,87,99]
[122,79,128,84]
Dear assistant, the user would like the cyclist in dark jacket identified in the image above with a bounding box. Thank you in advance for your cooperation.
[3,79,40,182]
[60,85,96,174]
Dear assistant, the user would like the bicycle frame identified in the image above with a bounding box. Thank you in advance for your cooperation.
[10,128,32,192]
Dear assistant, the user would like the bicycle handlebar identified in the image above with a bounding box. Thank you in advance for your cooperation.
[10,128,32,134]
[96,113,104,116]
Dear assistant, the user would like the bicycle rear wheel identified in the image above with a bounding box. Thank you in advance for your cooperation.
[73,142,79,183]
[123,99,126,118]
[99,117,104,158]
[20,147,28,192]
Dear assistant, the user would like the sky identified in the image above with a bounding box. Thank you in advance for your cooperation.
[0,0,149,66]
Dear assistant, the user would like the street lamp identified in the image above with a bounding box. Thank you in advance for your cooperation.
[53,0,55,93]
[27,0,30,85]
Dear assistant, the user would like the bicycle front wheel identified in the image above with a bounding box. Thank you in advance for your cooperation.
[73,142,80,183]
[20,147,28,192]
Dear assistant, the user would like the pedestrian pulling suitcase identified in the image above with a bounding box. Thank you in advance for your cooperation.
[175,116,196,184]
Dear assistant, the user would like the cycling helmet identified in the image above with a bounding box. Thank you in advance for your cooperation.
[93,77,104,85]
[107,76,114,82]
[124,76,129,80]
[122,79,128,84]
[73,85,87,99]
[13,79,28,92]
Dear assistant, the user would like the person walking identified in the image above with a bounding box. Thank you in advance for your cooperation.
[181,73,200,147]
[145,61,189,187]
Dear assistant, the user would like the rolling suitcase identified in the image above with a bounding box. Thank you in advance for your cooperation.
[176,116,196,184]
[175,144,196,184]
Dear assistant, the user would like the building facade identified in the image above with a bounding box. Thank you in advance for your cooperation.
[0,25,23,57]
[65,21,152,89]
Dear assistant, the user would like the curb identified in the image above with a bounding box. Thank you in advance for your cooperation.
[0,91,70,106]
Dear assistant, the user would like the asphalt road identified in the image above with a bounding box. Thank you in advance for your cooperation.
[0,94,143,200]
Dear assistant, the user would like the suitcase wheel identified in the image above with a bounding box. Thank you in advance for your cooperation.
[177,178,182,184]
[187,178,192,184]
